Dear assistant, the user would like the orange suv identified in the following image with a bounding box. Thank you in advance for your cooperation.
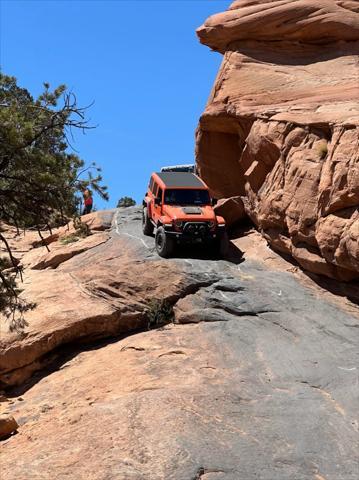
[142,171,227,257]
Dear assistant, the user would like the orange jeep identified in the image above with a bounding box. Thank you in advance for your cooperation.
[142,171,227,257]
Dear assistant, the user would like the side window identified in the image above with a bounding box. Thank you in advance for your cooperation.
[157,187,163,201]
[152,182,158,196]
[149,177,154,192]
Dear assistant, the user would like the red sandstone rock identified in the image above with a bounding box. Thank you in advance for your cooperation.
[1,208,358,479]
[214,196,246,226]
[0,210,214,388]
[25,231,110,270]
[197,0,359,52]
[196,0,359,280]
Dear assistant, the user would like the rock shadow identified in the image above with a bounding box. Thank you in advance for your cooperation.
[230,223,359,308]
[229,40,359,66]
[5,329,145,397]
[305,272,359,307]
[170,241,244,265]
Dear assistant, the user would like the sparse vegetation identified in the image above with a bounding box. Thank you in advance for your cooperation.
[60,217,91,245]
[59,234,80,246]
[317,142,328,159]
[145,298,174,329]
[117,196,136,208]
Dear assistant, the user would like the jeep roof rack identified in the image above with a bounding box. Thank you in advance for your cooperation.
[160,164,196,173]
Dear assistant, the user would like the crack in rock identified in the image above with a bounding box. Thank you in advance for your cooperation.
[157,350,186,358]
[120,346,146,352]
[165,274,221,306]
[269,319,297,337]
[193,467,227,479]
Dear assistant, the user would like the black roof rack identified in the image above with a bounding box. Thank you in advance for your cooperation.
[160,164,195,173]
[156,172,206,188]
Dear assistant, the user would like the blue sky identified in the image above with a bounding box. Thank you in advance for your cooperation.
[1,0,228,209]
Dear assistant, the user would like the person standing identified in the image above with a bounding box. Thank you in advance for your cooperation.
[82,189,93,215]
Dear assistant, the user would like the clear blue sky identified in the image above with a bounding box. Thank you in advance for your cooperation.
[1,0,228,209]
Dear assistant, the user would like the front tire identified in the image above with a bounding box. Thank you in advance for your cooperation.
[155,227,175,258]
[219,231,230,257]
[211,231,229,258]
[142,207,154,236]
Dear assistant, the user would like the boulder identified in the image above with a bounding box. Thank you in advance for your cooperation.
[195,0,359,280]
[0,414,18,439]
[214,196,245,226]
[77,210,116,232]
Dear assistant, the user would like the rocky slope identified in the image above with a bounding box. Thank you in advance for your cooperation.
[196,0,359,281]
[1,207,358,479]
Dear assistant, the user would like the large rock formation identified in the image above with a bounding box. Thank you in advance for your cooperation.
[196,0,359,281]
[1,207,358,479]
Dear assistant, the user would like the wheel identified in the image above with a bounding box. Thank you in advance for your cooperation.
[211,231,229,258]
[219,231,230,257]
[155,226,175,258]
[142,207,154,236]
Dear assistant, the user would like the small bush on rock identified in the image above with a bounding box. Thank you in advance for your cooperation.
[60,217,90,245]
[146,299,174,329]
[60,233,80,245]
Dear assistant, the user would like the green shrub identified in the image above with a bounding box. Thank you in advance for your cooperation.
[60,217,90,245]
[59,233,80,245]
[145,299,174,329]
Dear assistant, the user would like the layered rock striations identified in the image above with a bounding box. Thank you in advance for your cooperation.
[196,0,359,280]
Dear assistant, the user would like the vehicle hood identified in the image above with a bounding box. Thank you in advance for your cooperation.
[162,205,216,222]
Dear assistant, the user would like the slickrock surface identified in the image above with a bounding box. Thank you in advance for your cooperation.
[1,207,358,479]
[196,0,359,281]
[0,209,193,387]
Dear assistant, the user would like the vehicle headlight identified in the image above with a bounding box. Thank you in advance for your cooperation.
[208,221,216,229]
[174,220,183,229]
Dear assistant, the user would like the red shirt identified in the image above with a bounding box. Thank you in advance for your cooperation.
[84,197,93,206]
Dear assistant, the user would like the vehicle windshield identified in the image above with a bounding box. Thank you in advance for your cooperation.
[164,189,211,206]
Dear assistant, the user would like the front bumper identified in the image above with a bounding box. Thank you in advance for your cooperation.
[164,223,225,244]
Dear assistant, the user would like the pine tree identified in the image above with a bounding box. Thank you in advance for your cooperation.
[0,73,108,330]
[117,196,136,207]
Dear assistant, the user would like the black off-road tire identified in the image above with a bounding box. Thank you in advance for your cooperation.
[212,231,229,258]
[219,231,230,257]
[155,227,175,258]
[142,207,154,236]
